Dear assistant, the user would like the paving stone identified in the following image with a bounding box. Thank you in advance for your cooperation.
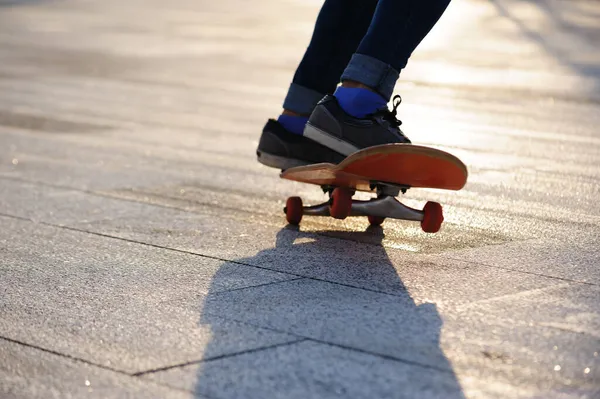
[149,339,599,399]
[177,278,599,393]
[0,178,166,225]
[73,208,565,307]
[458,283,600,338]
[0,340,194,399]
[0,127,265,192]
[1,216,298,373]
[443,232,600,285]
[148,340,469,399]
[1,176,563,308]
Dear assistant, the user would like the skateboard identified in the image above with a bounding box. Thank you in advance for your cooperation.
[280,144,468,233]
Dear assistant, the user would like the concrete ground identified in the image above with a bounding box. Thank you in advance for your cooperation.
[1,0,599,398]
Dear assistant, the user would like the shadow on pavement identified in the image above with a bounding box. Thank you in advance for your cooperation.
[193,226,466,398]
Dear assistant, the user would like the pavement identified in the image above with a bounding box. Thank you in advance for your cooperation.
[0,0,599,398]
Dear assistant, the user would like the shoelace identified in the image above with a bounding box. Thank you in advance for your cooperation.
[369,94,403,128]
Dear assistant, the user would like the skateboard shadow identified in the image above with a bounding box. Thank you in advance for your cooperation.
[193,226,466,398]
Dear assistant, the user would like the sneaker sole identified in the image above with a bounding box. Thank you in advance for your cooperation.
[304,122,360,157]
[256,150,310,171]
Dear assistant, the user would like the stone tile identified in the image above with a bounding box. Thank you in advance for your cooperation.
[0,171,506,257]
[1,215,296,299]
[1,216,298,373]
[149,339,599,399]
[0,178,170,225]
[99,182,513,252]
[0,128,265,192]
[79,209,564,307]
[0,340,194,399]
[443,311,600,393]
[148,340,469,399]
[458,283,600,338]
[443,231,600,284]
[177,278,600,393]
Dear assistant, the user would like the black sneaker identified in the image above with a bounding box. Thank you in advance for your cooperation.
[256,119,346,170]
[303,94,411,157]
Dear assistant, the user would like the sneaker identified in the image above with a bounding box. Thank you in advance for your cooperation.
[303,94,411,157]
[256,119,345,170]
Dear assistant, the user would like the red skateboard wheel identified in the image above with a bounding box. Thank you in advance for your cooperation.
[285,196,303,225]
[421,201,443,233]
[329,188,352,220]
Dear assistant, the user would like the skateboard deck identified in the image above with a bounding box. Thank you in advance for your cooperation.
[281,144,468,192]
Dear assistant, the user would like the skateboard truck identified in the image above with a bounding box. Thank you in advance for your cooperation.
[283,186,444,233]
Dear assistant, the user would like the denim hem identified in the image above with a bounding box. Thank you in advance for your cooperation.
[340,53,399,101]
[282,83,325,115]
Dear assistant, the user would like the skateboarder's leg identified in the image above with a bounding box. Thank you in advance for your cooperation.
[257,0,453,168]
[303,0,452,157]
[334,0,452,118]
[279,0,378,135]
[256,0,377,170]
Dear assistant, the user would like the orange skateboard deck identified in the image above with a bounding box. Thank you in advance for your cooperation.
[281,144,467,192]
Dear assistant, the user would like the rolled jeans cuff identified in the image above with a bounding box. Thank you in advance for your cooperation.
[341,53,399,101]
[282,83,325,115]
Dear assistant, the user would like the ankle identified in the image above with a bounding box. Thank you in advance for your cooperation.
[341,80,377,93]
[277,113,309,135]
[333,85,387,119]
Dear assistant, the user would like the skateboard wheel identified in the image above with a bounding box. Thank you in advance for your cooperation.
[329,188,352,220]
[421,201,443,233]
[367,215,385,226]
[284,196,303,225]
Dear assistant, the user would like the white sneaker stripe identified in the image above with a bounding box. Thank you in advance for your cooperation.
[303,123,360,157]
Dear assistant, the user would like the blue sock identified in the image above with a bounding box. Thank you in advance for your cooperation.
[277,114,309,135]
[334,86,387,118]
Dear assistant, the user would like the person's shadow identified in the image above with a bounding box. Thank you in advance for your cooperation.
[194,226,465,398]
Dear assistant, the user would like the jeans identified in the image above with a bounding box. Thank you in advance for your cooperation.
[283,0,451,114]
